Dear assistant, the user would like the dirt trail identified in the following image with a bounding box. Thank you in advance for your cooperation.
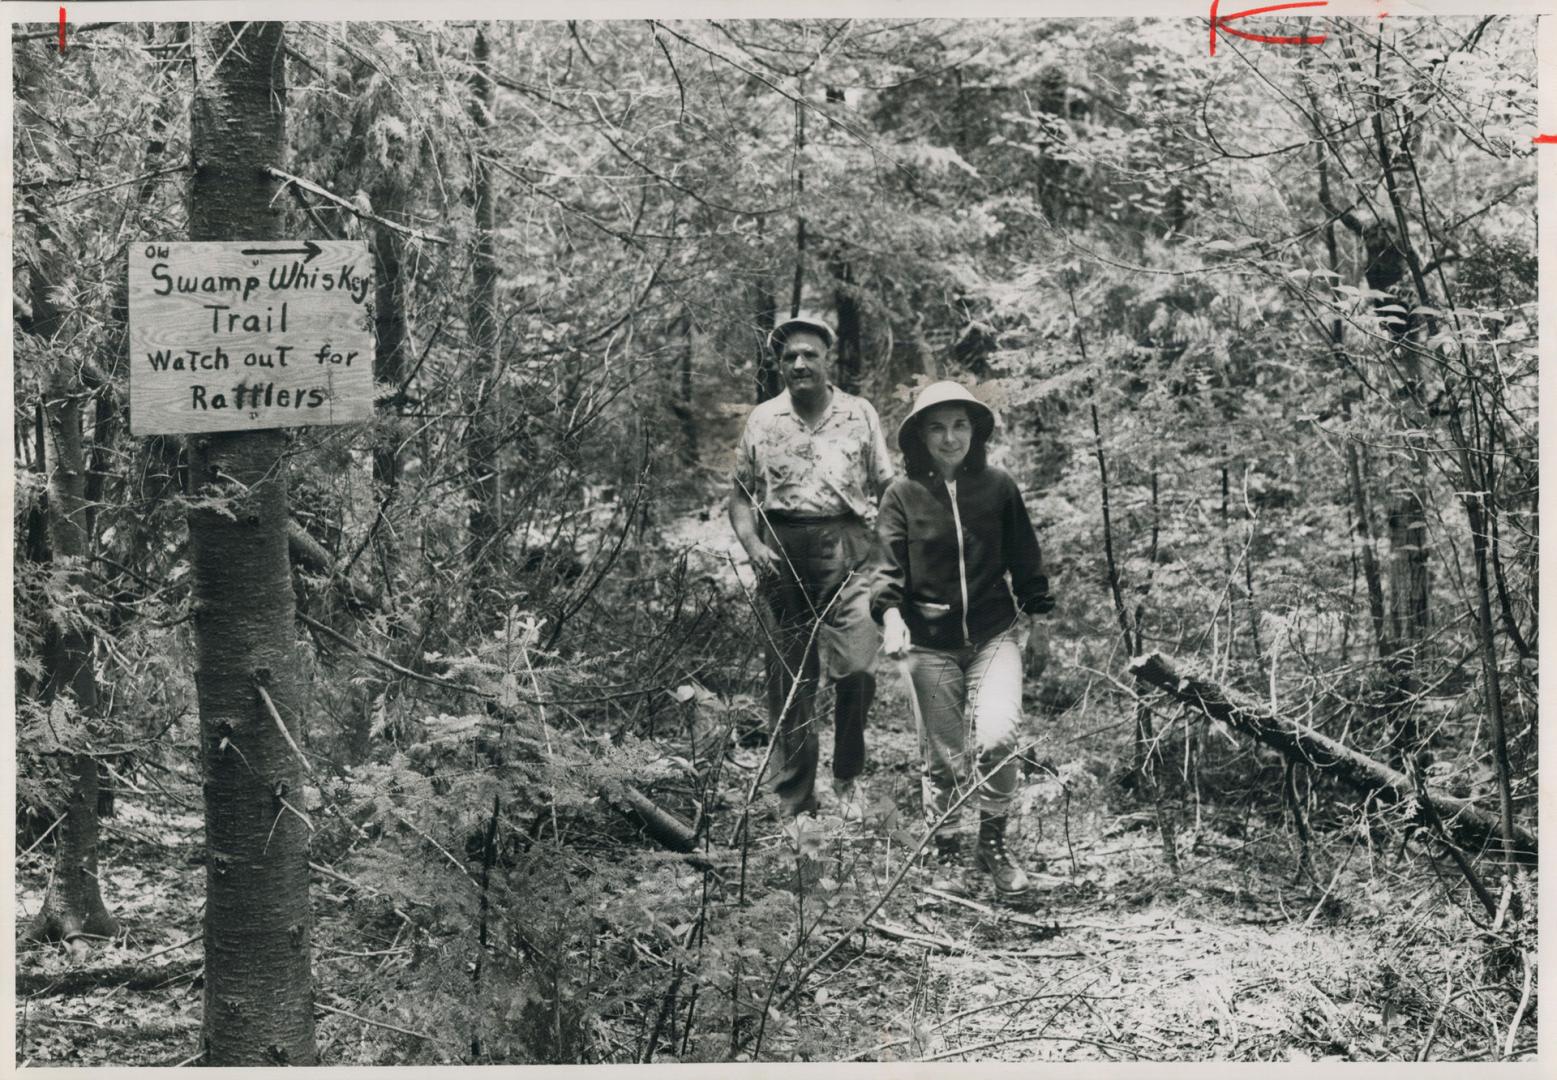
[742,678,1516,1063]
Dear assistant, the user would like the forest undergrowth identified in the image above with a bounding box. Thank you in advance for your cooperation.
[14,560,1536,1064]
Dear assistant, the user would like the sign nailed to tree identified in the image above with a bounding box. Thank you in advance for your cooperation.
[129,240,374,435]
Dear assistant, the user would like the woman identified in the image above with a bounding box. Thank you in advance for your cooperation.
[871,381,1054,898]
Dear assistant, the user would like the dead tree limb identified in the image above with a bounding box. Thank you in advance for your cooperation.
[600,777,698,854]
[288,521,379,613]
[1129,652,1535,863]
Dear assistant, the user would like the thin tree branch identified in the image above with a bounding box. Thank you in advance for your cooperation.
[264,166,449,246]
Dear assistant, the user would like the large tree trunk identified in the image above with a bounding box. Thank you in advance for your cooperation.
[1130,652,1536,863]
[1366,69,1525,901]
[1034,64,1069,225]
[187,21,316,1065]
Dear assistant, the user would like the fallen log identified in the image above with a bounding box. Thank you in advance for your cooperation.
[599,777,699,854]
[1129,652,1536,864]
[17,959,201,997]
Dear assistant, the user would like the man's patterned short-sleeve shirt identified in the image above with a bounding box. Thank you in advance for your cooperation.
[733,388,895,521]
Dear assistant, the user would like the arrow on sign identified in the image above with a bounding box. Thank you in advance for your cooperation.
[241,239,323,263]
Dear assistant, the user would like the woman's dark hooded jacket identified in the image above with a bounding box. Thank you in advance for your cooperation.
[871,463,1053,650]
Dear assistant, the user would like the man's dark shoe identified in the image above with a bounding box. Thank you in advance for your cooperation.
[925,832,965,893]
[783,794,821,819]
[974,813,1031,898]
[832,776,867,824]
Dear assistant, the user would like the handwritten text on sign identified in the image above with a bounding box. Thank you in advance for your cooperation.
[129,240,374,435]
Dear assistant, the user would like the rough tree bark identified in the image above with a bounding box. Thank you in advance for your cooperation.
[19,36,118,944]
[186,21,315,1065]
[29,361,119,946]
[1130,652,1536,863]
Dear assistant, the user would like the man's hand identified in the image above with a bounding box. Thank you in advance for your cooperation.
[882,608,911,658]
[745,539,785,579]
[728,489,785,579]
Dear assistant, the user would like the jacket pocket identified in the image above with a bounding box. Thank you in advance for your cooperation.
[911,600,959,647]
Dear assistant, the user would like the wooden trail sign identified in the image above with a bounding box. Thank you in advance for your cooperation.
[129,241,374,435]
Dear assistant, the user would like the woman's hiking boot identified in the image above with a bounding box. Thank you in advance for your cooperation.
[974,813,1031,898]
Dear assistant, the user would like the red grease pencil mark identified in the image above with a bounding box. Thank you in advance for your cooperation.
[1533,134,1557,144]
[58,8,66,53]
[1210,0,1329,56]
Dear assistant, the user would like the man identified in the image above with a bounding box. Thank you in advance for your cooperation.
[730,314,894,821]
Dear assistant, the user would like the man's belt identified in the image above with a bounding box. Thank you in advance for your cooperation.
[763,509,857,526]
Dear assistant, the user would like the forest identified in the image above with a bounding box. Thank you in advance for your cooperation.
[10,14,1539,1066]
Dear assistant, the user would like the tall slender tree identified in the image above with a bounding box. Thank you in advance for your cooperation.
[16,37,118,949]
[831,260,862,395]
[466,25,502,578]
[26,219,119,947]
[186,21,316,1065]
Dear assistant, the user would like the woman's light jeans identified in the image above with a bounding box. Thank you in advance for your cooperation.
[903,628,1023,836]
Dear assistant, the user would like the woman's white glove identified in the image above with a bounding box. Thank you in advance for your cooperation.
[881,608,911,659]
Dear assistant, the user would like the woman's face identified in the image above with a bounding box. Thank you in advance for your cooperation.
[921,403,974,476]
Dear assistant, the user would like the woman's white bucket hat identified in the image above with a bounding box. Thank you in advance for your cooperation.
[897,380,995,455]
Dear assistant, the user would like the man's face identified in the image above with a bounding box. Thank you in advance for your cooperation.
[779,330,833,395]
